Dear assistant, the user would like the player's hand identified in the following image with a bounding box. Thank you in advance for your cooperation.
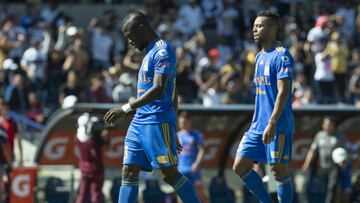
[262,122,276,144]
[175,136,183,153]
[104,107,125,125]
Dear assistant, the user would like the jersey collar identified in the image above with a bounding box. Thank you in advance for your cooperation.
[146,37,161,53]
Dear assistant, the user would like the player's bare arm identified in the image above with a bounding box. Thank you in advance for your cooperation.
[191,145,204,172]
[262,78,290,144]
[104,73,168,124]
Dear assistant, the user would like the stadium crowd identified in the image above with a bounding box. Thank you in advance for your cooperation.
[0,0,360,123]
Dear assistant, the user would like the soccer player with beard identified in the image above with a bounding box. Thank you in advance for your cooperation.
[233,11,295,203]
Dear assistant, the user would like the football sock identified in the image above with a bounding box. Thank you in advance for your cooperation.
[170,174,201,203]
[276,175,293,203]
[239,169,272,203]
[118,178,139,203]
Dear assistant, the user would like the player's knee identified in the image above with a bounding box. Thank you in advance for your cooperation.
[232,158,251,175]
[122,165,140,179]
[161,166,180,184]
[270,164,288,179]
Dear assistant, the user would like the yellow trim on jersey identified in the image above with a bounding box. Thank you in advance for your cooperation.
[156,39,165,47]
[278,134,285,162]
[276,47,285,52]
[162,123,174,164]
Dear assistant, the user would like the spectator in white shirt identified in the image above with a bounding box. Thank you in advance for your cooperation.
[174,0,204,38]
[314,46,335,104]
[88,18,113,72]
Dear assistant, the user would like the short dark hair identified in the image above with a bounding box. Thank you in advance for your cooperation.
[122,10,150,31]
[257,10,280,27]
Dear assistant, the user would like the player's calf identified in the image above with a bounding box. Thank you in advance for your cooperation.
[270,163,293,203]
[233,157,272,203]
[160,166,201,203]
[118,164,141,203]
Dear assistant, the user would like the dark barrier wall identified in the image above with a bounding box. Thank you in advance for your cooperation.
[35,104,360,173]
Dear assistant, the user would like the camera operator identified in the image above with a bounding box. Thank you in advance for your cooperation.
[76,113,108,203]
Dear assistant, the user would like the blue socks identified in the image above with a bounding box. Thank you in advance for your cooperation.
[118,178,139,203]
[276,176,293,203]
[170,174,201,203]
[239,169,272,203]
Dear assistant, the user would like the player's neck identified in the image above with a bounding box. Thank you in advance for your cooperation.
[261,40,276,52]
[145,31,159,50]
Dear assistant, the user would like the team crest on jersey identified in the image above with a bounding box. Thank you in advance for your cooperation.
[281,56,290,63]
[158,49,168,57]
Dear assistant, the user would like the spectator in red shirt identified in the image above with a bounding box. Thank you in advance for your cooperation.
[0,97,23,164]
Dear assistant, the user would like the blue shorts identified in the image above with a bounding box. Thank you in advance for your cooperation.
[236,131,293,164]
[123,122,178,171]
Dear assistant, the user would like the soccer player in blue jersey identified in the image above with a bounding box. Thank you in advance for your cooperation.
[232,11,295,203]
[103,11,200,203]
[177,112,207,203]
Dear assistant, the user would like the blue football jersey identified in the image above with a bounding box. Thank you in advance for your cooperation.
[177,130,204,172]
[132,39,177,125]
[249,47,295,135]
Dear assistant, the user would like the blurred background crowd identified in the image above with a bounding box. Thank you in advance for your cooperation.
[0,0,360,124]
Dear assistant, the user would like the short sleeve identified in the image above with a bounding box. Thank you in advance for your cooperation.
[196,132,205,147]
[276,50,294,80]
[310,133,319,150]
[154,48,171,74]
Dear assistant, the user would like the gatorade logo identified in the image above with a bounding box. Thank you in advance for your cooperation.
[12,174,30,197]
[44,137,68,160]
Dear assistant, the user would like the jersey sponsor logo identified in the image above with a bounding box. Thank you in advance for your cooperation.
[255,76,271,86]
[156,155,169,164]
[256,87,266,95]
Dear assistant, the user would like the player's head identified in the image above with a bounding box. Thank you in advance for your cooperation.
[178,111,192,130]
[253,10,280,45]
[322,116,335,133]
[122,11,153,51]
